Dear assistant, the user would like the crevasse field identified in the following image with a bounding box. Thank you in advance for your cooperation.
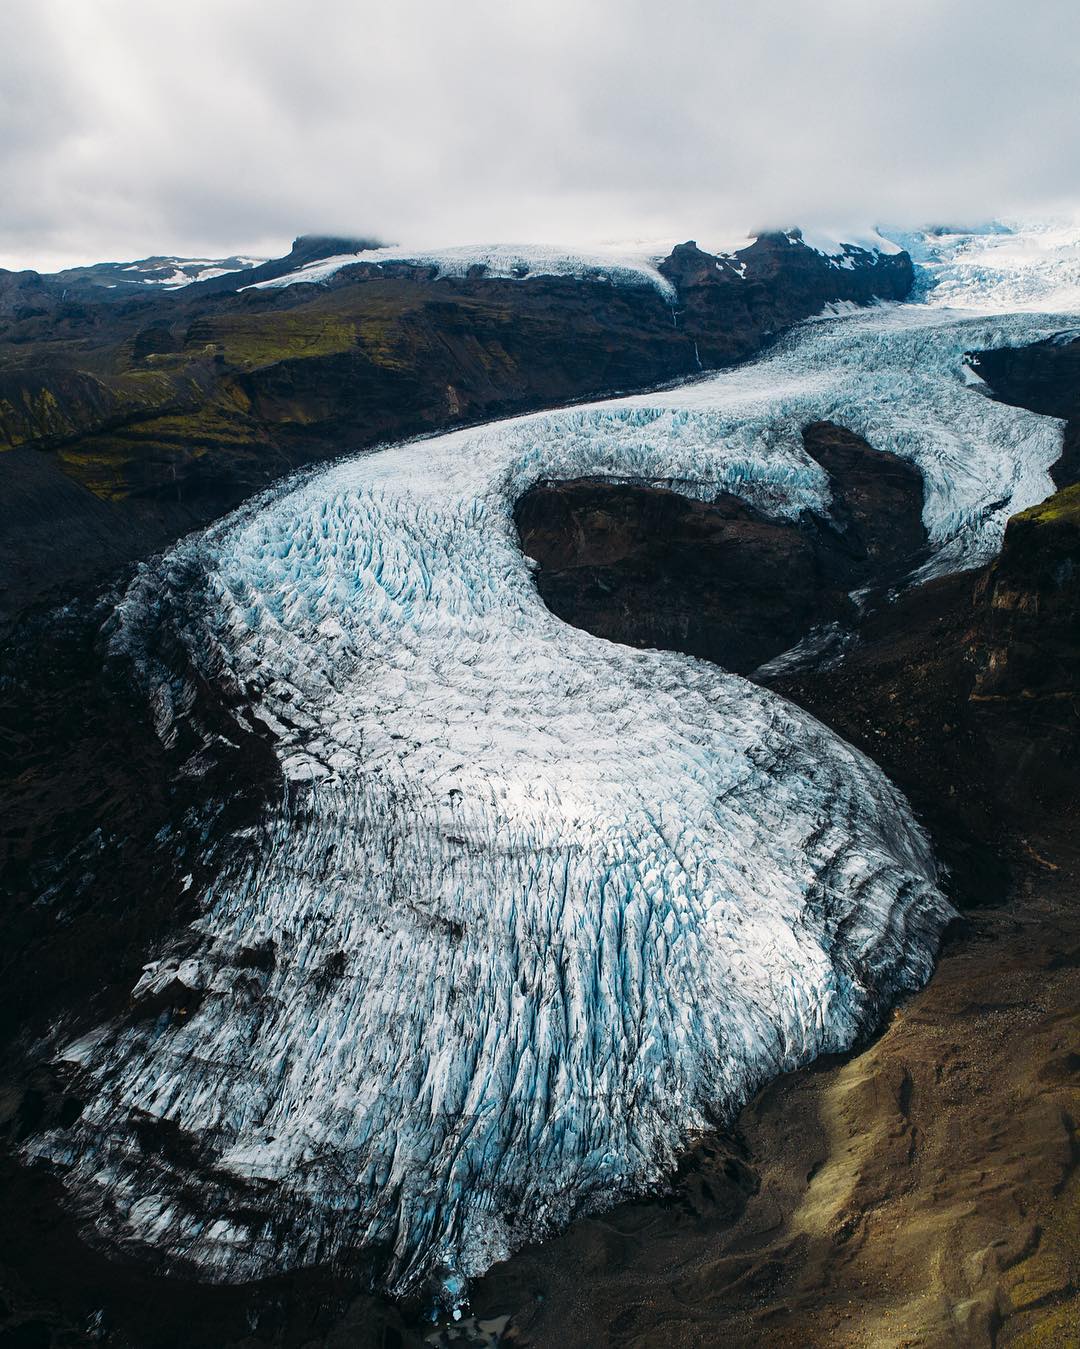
[30,223,1080,1306]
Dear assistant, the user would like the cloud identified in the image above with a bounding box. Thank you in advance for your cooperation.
[2,0,1078,270]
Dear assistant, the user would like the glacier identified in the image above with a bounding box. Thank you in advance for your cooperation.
[247,240,685,298]
[891,218,1080,313]
[27,222,1079,1306]
[245,227,901,297]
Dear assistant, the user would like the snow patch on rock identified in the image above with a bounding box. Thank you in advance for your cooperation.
[789,225,904,262]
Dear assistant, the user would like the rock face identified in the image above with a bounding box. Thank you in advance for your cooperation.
[0,233,911,627]
[967,336,1080,722]
[972,483,1080,707]
[972,334,1080,487]
[515,422,928,674]
[658,232,910,366]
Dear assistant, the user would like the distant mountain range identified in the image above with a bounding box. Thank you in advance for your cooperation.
[45,254,269,291]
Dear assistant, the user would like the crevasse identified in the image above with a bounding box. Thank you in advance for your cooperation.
[29,224,1077,1302]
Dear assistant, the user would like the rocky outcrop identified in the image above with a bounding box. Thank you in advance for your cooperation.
[658,231,912,366]
[515,422,927,674]
[972,483,1080,707]
[966,334,1080,753]
[971,333,1080,487]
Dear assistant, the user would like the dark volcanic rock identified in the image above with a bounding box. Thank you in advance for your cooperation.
[800,419,929,572]
[515,421,927,674]
[0,587,280,1050]
[951,335,1080,840]
[659,231,912,367]
[971,333,1080,487]
[972,483,1080,707]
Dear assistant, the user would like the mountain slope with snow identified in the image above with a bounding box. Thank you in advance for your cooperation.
[248,230,903,297]
[48,254,267,290]
[248,241,684,298]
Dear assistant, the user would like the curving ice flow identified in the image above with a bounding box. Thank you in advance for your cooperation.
[31,224,1078,1304]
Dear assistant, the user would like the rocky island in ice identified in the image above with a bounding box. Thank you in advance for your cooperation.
[28,223,1077,1306]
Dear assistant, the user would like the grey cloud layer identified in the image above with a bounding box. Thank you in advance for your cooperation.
[2,0,1078,269]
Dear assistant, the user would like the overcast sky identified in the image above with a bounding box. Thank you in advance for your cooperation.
[2,0,1078,271]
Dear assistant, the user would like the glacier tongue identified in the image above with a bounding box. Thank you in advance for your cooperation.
[28,226,1079,1302]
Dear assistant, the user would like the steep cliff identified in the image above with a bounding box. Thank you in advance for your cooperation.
[972,483,1080,707]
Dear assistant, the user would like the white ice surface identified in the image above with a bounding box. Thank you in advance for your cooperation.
[886,218,1080,312]
[246,227,903,297]
[29,224,1078,1303]
[109,257,266,287]
[249,242,681,299]
[793,225,904,259]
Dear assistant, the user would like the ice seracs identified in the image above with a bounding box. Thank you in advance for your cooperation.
[26,223,1079,1307]
[885,218,1080,312]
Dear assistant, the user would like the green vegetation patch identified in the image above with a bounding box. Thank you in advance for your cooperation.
[58,382,265,500]
[193,312,359,370]
[1015,481,1080,527]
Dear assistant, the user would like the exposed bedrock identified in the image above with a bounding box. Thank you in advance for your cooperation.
[657,232,910,366]
[972,483,1080,708]
[515,421,928,675]
[972,333,1080,487]
[962,336,1080,835]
